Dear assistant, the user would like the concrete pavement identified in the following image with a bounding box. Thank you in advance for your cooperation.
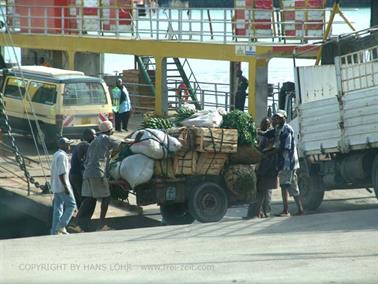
[1,208,377,284]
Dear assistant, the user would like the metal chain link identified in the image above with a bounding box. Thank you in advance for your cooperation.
[0,96,50,193]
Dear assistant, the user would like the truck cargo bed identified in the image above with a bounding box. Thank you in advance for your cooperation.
[296,53,378,155]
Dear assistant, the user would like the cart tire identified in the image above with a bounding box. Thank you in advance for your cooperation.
[188,181,228,223]
[160,203,194,225]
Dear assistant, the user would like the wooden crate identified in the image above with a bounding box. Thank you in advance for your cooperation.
[195,152,229,175]
[173,150,198,176]
[122,70,140,83]
[154,159,175,178]
[194,128,238,153]
[167,127,196,152]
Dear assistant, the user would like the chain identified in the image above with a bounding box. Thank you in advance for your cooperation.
[0,96,50,193]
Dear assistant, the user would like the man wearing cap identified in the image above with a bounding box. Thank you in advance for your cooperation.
[272,109,304,216]
[50,137,76,235]
[78,121,121,230]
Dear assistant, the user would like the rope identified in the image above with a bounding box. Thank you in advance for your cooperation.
[205,128,217,175]
[0,98,50,193]
[131,128,171,159]
[0,10,51,193]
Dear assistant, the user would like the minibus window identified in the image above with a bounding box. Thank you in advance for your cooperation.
[63,82,107,106]
[30,82,57,105]
[4,78,26,99]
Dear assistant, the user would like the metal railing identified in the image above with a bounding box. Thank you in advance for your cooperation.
[1,3,355,44]
[168,80,231,111]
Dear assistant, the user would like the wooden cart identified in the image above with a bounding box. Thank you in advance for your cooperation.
[110,127,259,225]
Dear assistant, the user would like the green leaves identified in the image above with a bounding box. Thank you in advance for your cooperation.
[221,110,256,146]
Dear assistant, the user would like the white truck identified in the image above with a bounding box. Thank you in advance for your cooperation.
[286,29,378,210]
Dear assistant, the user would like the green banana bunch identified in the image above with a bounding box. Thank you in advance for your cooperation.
[143,117,173,130]
[175,107,196,124]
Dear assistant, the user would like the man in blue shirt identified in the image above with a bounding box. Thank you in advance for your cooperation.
[272,110,304,216]
[112,78,132,132]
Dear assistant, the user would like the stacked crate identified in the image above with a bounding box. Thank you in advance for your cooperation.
[158,127,238,177]
[122,69,155,112]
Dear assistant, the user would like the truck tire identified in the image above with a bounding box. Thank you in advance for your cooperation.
[188,182,228,223]
[298,170,324,211]
[160,203,194,225]
[372,157,378,199]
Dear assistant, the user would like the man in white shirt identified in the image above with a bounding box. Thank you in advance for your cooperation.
[50,137,77,235]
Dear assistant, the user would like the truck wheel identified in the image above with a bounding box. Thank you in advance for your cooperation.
[188,182,228,223]
[372,157,378,199]
[160,203,194,225]
[298,171,324,210]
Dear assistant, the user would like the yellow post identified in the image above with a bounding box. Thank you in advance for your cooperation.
[247,57,257,118]
[154,56,164,116]
[66,50,75,70]
[315,0,355,65]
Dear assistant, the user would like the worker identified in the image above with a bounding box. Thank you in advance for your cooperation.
[78,121,121,231]
[235,70,248,111]
[50,137,76,235]
[112,78,132,132]
[272,110,304,217]
[243,117,278,219]
[69,128,96,216]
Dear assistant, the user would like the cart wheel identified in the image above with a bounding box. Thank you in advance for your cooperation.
[188,181,228,223]
[160,203,194,225]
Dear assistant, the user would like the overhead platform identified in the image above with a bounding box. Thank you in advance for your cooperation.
[0,1,340,117]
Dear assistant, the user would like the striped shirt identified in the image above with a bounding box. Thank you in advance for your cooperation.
[274,123,299,171]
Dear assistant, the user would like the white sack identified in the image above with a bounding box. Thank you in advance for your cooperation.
[180,110,223,128]
[130,128,182,159]
[119,154,154,189]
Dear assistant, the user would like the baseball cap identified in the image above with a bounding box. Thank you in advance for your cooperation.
[99,121,113,133]
[274,109,287,118]
[58,137,74,146]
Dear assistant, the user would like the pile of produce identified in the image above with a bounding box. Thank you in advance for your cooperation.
[109,108,259,205]
[143,116,173,130]
[221,110,256,146]
[175,107,197,125]
[224,164,256,202]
